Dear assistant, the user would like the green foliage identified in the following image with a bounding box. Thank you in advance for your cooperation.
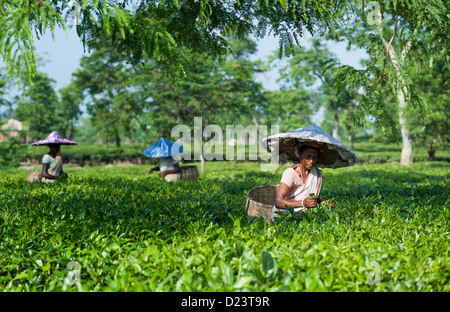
[133,42,266,138]
[0,0,129,83]
[220,37,267,127]
[1,0,448,161]
[323,1,449,141]
[273,39,359,139]
[13,72,62,142]
[58,83,82,140]
[0,72,12,119]
[24,143,154,167]
[0,140,27,168]
[349,141,449,164]
[71,39,146,147]
[263,89,312,132]
[0,161,449,291]
[404,52,449,156]
[0,1,393,85]
[12,137,450,169]
[137,51,229,137]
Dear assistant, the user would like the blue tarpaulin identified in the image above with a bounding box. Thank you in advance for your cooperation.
[144,137,183,158]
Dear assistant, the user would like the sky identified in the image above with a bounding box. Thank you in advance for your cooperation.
[3,25,368,124]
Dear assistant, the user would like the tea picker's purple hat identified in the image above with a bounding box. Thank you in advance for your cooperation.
[31,131,78,146]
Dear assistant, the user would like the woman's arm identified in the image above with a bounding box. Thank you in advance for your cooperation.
[275,183,318,209]
[159,163,180,177]
[42,163,58,180]
[148,166,160,174]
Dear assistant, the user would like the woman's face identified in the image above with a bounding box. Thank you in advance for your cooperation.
[48,144,60,154]
[300,147,319,170]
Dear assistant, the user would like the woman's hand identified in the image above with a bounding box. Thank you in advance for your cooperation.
[303,196,318,208]
[42,163,58,180]
[149,166,160,174]
[275,183,314,210]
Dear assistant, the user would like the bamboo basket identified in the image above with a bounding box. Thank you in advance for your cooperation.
[27,170,42,183]
[180,166,199,181]
[245,184,279,224]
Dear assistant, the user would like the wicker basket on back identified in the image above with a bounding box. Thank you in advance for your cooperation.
[27,170,42,183]
[245,184,279,224]
[180,165,199,181]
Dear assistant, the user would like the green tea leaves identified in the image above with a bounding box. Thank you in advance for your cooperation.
[262,251,274,274]
[0,161,449,291]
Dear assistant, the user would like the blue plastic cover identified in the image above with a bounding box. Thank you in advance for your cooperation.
[144,137,183,158]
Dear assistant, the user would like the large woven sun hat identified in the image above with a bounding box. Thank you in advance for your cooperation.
[30,131,78,146]
[261,124,356,169]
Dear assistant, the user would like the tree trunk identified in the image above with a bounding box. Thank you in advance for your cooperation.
[104,137,108,147]
[115,131,121,148]
[200,119,207,172]
[427,140,436,161]
[332,112,340,140]
[398,91,413,166]
[200,151,205,173]
[252,114,259,129]
[66,123,73,140]
[382,28,417,166]
[347,126,353,149]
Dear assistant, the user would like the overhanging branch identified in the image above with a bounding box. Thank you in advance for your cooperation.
[373,2,399,87]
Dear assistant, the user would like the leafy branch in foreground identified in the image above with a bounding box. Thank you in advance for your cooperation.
[321,1,448,157]
[0,0,348,82]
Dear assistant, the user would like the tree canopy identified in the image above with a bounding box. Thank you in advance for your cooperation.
[1,0,344,81]
[13,72,61,141]
[1,0,448,143]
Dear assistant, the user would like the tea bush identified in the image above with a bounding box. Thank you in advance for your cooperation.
[19,140,450,167]
[0,161,448,291]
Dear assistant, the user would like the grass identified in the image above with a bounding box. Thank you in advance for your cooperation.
[0,160,449,291]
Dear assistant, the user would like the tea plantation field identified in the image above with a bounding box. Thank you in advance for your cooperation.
[0,161,449,292]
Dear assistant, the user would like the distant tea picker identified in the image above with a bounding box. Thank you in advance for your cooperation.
[146,138,183,182]
[246,124,357,223]
[28,131,77,183]
[145,137,199,182]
